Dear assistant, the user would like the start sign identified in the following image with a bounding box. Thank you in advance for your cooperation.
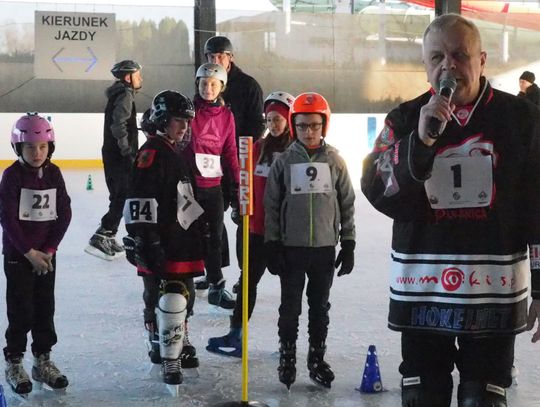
[34,11,116,80]
[238,137,253,216]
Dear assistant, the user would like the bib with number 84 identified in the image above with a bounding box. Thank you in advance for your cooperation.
[424,155,493,209]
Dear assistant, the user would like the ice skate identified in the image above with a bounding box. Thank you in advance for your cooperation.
[107,235,125,256]
[84,227,118,261]
[208,279,235,310]
[5,357,32,396]
[194,276,209,290]
[307,341,334,389]
[180,322,199,378]
[206,328,241,358]
[162,358,182,396]
[278,341,296,390]
[31,353,68,391]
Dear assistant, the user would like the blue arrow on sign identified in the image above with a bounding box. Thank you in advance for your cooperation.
[52,47,98,73]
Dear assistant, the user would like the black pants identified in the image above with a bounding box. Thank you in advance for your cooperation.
[198,186,224,285]
[230,234,267,329]
[142,275,195,324]
[278,246,335,344]
[100,157,132,234]
[3,254,57,359]
[400,332,515,393]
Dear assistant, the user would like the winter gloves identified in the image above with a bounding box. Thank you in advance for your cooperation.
[265,241,286,276]
[335,240,355,276]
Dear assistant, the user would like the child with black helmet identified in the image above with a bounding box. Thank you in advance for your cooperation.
[86,59,142,261]
[123,90,205,388]
[184,63,239,310]
[0,113,72,395]
[264,92,356,389]
[206,91,295,357]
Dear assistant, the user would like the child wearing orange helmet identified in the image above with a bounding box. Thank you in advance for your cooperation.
[264,92,356,389]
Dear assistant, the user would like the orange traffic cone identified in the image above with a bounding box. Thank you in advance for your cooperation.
[357,345,383,393]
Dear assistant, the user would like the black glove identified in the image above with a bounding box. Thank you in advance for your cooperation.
[265,241,286,276]
[145,237,166,277]
[231,206,241,225]
[123,235,145,267]
[335,240,355,277]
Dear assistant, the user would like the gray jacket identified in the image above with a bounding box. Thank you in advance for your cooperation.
[264,140,355,247]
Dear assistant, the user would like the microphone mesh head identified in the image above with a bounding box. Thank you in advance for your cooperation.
[439,74,457,92]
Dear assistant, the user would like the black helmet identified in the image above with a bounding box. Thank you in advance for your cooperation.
[111,60,142,79]
[204,36,233,55]
[150,90,195,134]
[139,108,156,135]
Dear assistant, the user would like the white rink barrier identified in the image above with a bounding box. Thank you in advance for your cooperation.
[0,112,387,182]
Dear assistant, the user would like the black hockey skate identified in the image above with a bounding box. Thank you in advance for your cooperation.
[208,279,235,309]
[146,324,161,364]
[5,357,32,395]
[307,341,334,389]
[181,322,199,370]
[194,276,209,290]
[161,358,183,385]
[278,341,296,390]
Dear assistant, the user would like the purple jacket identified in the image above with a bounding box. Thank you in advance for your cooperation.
[0,160,72,257]
[187,96,239,189]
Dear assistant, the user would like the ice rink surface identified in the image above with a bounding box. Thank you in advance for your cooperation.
[0,169,538,406]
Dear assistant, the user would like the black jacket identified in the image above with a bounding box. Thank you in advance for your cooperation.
[102,81,139,162]
[362,78,540,336]
[223,62,264,143]
[126,136,205,280]
[518,82,540,108]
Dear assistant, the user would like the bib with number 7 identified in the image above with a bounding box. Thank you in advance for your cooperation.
[424,155,493,209]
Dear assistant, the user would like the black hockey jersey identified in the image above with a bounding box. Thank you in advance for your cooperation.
[125,136,204,280]
[361,78,540,336]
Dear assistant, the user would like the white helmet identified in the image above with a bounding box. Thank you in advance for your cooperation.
[264,91,295,111]
[196,63,227,87]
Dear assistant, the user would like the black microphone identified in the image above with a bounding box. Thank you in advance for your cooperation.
[427,74,457,139]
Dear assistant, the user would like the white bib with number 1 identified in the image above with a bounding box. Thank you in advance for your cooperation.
[177,181,204,230]
[424,155,493,209]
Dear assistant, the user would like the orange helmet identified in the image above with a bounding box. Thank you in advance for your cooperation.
[289,92,331,139]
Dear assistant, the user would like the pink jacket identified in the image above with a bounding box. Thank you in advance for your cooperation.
[188,96,239,189]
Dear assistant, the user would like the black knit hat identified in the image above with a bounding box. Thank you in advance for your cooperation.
[520,71,535,84]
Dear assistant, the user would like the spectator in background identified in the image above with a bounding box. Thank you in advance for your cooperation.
[517,70,540,107]
[85,60,142,261]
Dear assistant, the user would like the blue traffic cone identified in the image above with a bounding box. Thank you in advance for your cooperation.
[0,384,7,407]
[357,344,383,393]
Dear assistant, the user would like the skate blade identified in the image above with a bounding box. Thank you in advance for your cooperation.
[33,380,67,394]
[84,246,116,261]
[205,344,241,358]
[148,363,161,379]
[182,367,199,378]
[166,384,181,397]
[309,376,332,389]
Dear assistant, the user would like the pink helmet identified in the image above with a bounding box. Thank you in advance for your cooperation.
[11,112,55,157]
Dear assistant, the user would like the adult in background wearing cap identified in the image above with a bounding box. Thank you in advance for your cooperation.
[195,36,265,290]
[518,70,540,108]
[85,60,143,261]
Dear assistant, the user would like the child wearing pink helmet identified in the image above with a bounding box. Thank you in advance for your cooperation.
[0,112,72,395]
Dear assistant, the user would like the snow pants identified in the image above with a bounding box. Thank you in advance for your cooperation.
[3,254,57,359]
[197,185,224,285]
[278,246,335,344]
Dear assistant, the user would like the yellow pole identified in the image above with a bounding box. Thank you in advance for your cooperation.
[238,137,253,402]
